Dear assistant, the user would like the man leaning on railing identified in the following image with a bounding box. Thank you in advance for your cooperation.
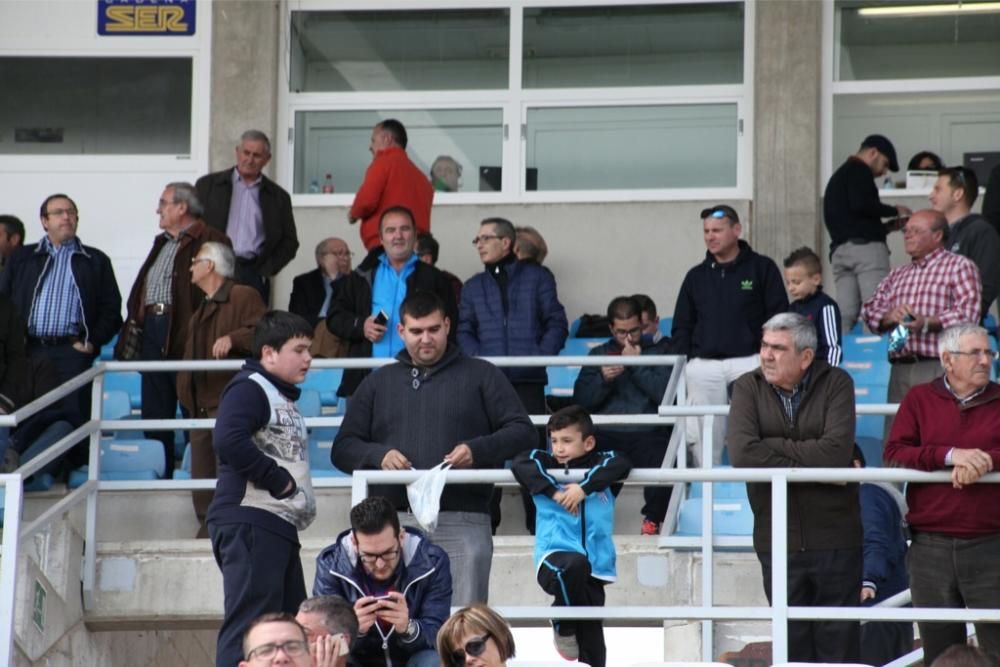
[884,323,1000,665]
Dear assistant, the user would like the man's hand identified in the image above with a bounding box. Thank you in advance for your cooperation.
[211,335,233,359]
[860,586,876,603]
[72,340,95,355]
[373,592,411,634]
[444,443,473,468]
[621,339,641,356]
[882,304,913,329]
[600,365,625,382]
[354,596,382,634]
[363,316,387,343]
[381,449,412,470]
[952,448,993,476]
[310,634,343,667]
[553,483,586,515]
[896,204,913,217]
[901,312,926,333]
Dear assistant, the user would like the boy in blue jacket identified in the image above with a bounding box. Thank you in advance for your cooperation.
[511,406,632,667]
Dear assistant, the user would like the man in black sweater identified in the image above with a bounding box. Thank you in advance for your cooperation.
[823,134,912,332]
[332,290,534,607]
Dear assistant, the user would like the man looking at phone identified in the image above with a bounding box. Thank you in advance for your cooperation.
[313,496,450,667]
[326,206,458,399]
[861,209,980,436]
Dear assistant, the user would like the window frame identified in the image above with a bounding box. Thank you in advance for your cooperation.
[821,0,1000,198]
[278,0,755,206]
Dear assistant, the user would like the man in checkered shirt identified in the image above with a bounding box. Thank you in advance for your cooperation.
[861,209,981,438]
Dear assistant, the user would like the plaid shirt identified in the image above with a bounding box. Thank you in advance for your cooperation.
[29,237,84,338]
[861,247,980,359]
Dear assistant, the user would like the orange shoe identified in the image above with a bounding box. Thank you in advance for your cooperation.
[641,518,662,536]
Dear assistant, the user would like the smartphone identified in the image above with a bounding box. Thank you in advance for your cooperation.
[903,313,915,323]
[373,310,388,326]
[370,593,394,602]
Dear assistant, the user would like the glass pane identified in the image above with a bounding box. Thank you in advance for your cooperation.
[0,57,191,155]
[523,3,744,88]
[290,10,509,92]
[833,90,1000,185]
[525,104,738,190]
[293,109,504,195]
[836,0,1000,80]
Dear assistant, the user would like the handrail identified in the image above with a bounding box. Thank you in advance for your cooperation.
[0,474,25,667]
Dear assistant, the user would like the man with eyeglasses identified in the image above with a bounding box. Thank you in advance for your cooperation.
[861,209,980,438]
[573,295,672,535]
[0,193,122,428]
[929,167,1000,321]
[327,207,457,399]
[289,237,354,328]
[313,496,449,667]
[884,323,1000,665]
[824,134,912,332]
[671,204,787,467]
[238,612,312,667]
[116,182,230,477]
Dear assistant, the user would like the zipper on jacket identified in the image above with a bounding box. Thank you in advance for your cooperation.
[580,501,588,555]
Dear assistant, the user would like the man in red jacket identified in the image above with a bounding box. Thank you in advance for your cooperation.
[349,120,434,251]
[884,323,1000,665]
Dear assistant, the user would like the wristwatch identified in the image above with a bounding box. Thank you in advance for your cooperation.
[403,620,418,639]
[921,319,931,335]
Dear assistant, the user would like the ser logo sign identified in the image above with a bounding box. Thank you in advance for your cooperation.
[98,0,196,36]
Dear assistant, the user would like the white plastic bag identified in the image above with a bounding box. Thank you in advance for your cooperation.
[406,462,451,532]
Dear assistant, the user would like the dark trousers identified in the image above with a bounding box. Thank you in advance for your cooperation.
[209,522,306,667]
[757,547,862,663]
[235,260,270,307]
[190,407,218,538]
[909,531,1000,665]
[26,341,95,428]
[860,612,913,666]
[139,312,178,478]
[537,551,607,667]
[596,429,671,524]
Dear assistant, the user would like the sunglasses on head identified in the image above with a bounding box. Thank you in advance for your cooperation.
[700,207,736,221]
[450,635,490,666]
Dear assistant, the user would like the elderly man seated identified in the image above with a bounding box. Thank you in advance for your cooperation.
[177,241,266,537]
[885,324,1000,665]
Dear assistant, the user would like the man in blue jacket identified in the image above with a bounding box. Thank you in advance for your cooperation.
[314,496,449,667]
[672,205,787,466]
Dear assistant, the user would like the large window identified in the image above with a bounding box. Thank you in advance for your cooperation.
[826,1,1000,193]
[283,1,750,201]
[0,57,192,155]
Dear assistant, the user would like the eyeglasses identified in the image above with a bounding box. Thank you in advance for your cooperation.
[450,635,490,666]
[612,326,641,338]
[949,349,999,361]
[45,208,77,218]
[191,258,211,265]
[358,546,401,565]
[323,250,354,258]
[472,235,501,245]
[246,639,308,662]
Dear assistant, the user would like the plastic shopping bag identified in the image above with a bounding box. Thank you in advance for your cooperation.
[406,462,451,532]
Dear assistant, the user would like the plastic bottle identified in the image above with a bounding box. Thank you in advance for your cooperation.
[308,180,320,194]
[322,174,334,194]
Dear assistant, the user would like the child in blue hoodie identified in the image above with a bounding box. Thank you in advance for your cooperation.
[511,406,632,667]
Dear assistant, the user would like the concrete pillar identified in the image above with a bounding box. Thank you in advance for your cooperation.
[208,0,281,172]
[752,0,823,263]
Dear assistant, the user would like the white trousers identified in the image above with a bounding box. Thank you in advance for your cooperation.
[684,354,759,466]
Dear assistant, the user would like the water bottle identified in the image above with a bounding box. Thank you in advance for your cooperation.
[322,174,334,193]
[308,180,320,194]
[888,314,915,353]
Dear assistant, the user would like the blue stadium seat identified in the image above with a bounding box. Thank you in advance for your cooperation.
[856,436,883,468]
[560,338,604,356]
[103,390,132,420]
[24,473,54,493]
[100,438,166,480]
[298,389,322,419]
[68,467,88,489]
[99,334,119,361]
[674,497,754,536]
[309,435,349,478]
[545,365,581,398]
[688,469,749,501]
[841,358,890,386]
[985,313,998,338]
[104,371,142,410]
[300,368,343,409]
[174,443,192,480]
[568,317,581,337]
[659,316,672,336]
[854,384,888,441]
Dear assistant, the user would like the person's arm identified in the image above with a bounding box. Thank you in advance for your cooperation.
[456,279,481,356]
[860,485,896,601]
[821,301,843,366]
[224,290,268,354]
[860,270,895,334]
[288,275,309,321]
[670,273,696,356]
[395,549,452,654]
[845,162,898,219]
[629,357,671,404]
[511,449,562,497]
[572,347,614,410]
[461,365,536,466]
[758,371,856,467]
[325,275,367,342]
[312,553,353,597]
[89,252,124,348]
[349,159,388,222]
[727,375,798,468]
[213,380,296,497]
[578,450,633,495]
[330,375,396,472]
[535,269,569,356]
[884,390,949,470]
[936,258,982,329]
[259,187,299,277]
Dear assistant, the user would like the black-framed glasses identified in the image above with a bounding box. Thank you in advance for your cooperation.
[472,235,501,245]
[246,639,308,661]
[45,207,78,218]
[612,326,641,338]
[358,546,401,565]
[949,349,999,361]
[450,635,490,666]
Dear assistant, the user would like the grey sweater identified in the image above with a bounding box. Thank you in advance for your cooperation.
[332,344,535,513]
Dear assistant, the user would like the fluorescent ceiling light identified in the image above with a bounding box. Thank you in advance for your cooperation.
[858,2,1000,17]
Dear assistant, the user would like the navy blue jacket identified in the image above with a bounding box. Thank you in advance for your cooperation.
[860,482,908,603]
[573,338,670,432]
[788,288,843,366]
[313,526,451,666]
[671,240,787,360]
[458,258,568,384]
[0,240,122,349]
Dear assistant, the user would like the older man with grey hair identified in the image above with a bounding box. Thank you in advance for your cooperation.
[729,312,862,663]
[117,182,230,478]
[885,323,1000,665]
